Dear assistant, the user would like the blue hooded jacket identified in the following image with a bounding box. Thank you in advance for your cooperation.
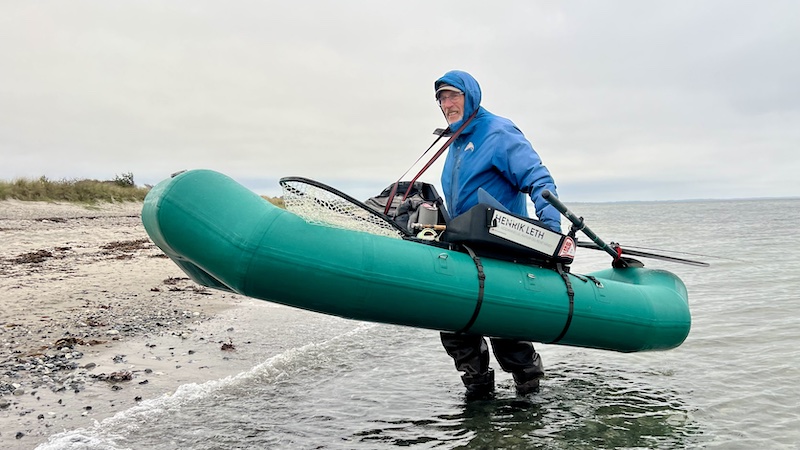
[435,70,561,232]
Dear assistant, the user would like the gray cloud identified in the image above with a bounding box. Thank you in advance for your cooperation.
[0,0,797,202]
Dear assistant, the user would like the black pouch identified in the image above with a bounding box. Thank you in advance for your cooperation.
[441,203,575,266]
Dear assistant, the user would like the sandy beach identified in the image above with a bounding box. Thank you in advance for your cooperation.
[0,199,260,449]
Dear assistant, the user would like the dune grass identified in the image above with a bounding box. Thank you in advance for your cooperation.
[0,174,149,203]
[262,195,285,208]
[0,173,285,207]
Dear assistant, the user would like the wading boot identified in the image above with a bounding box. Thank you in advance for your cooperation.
[462,368,495,400]
[513,371,541,396]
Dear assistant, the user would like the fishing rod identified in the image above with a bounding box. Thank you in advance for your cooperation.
[382,111,479,215]
[542,190,710,267]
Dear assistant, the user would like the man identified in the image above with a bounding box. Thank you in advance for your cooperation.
[434,69,561,399]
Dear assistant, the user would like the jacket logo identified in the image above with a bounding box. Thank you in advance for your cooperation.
[465,142,475,152]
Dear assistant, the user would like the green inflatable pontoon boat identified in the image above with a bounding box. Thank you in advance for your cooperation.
[141,169,691,353]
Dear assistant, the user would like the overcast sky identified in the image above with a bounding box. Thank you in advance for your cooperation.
[1,1,798,202]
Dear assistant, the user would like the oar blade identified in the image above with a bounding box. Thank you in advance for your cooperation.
[576,241,709,267]
[619,247,710,267]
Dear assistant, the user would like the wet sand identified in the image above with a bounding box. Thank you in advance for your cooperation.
[0,200,259,449]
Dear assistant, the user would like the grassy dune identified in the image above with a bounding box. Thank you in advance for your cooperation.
[0,173,285,207]
[0,174,149,203]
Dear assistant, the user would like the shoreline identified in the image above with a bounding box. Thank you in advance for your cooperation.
[0,200,256,449]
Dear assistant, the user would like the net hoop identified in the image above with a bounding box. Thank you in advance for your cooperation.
[279,177,408,239]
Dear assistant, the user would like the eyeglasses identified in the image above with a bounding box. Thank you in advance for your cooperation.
[437,92,463,105]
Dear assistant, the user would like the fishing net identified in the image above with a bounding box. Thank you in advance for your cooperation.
[279,177,406,239]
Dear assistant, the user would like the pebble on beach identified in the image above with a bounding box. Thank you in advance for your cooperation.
[0,200,241,449]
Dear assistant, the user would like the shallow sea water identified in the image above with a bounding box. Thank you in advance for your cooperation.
[40,198,800,449]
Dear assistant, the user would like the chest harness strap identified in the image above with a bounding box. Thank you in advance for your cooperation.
[383,110,479,215]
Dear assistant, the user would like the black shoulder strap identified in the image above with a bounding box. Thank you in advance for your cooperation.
[394,110,479,211]
[383,111,479,215]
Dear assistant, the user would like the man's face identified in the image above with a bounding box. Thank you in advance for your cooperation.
[438,91,465,124]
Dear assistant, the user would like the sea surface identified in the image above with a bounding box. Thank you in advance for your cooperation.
[40,198,800,449]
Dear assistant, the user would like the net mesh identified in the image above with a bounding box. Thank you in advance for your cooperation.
[280,178,404,239]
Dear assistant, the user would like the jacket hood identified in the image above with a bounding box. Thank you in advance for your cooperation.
[435,70,483,132]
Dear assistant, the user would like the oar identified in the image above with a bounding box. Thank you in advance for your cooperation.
[542,190,623,262]
[574,241,710,267]
[542,190,709,267]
